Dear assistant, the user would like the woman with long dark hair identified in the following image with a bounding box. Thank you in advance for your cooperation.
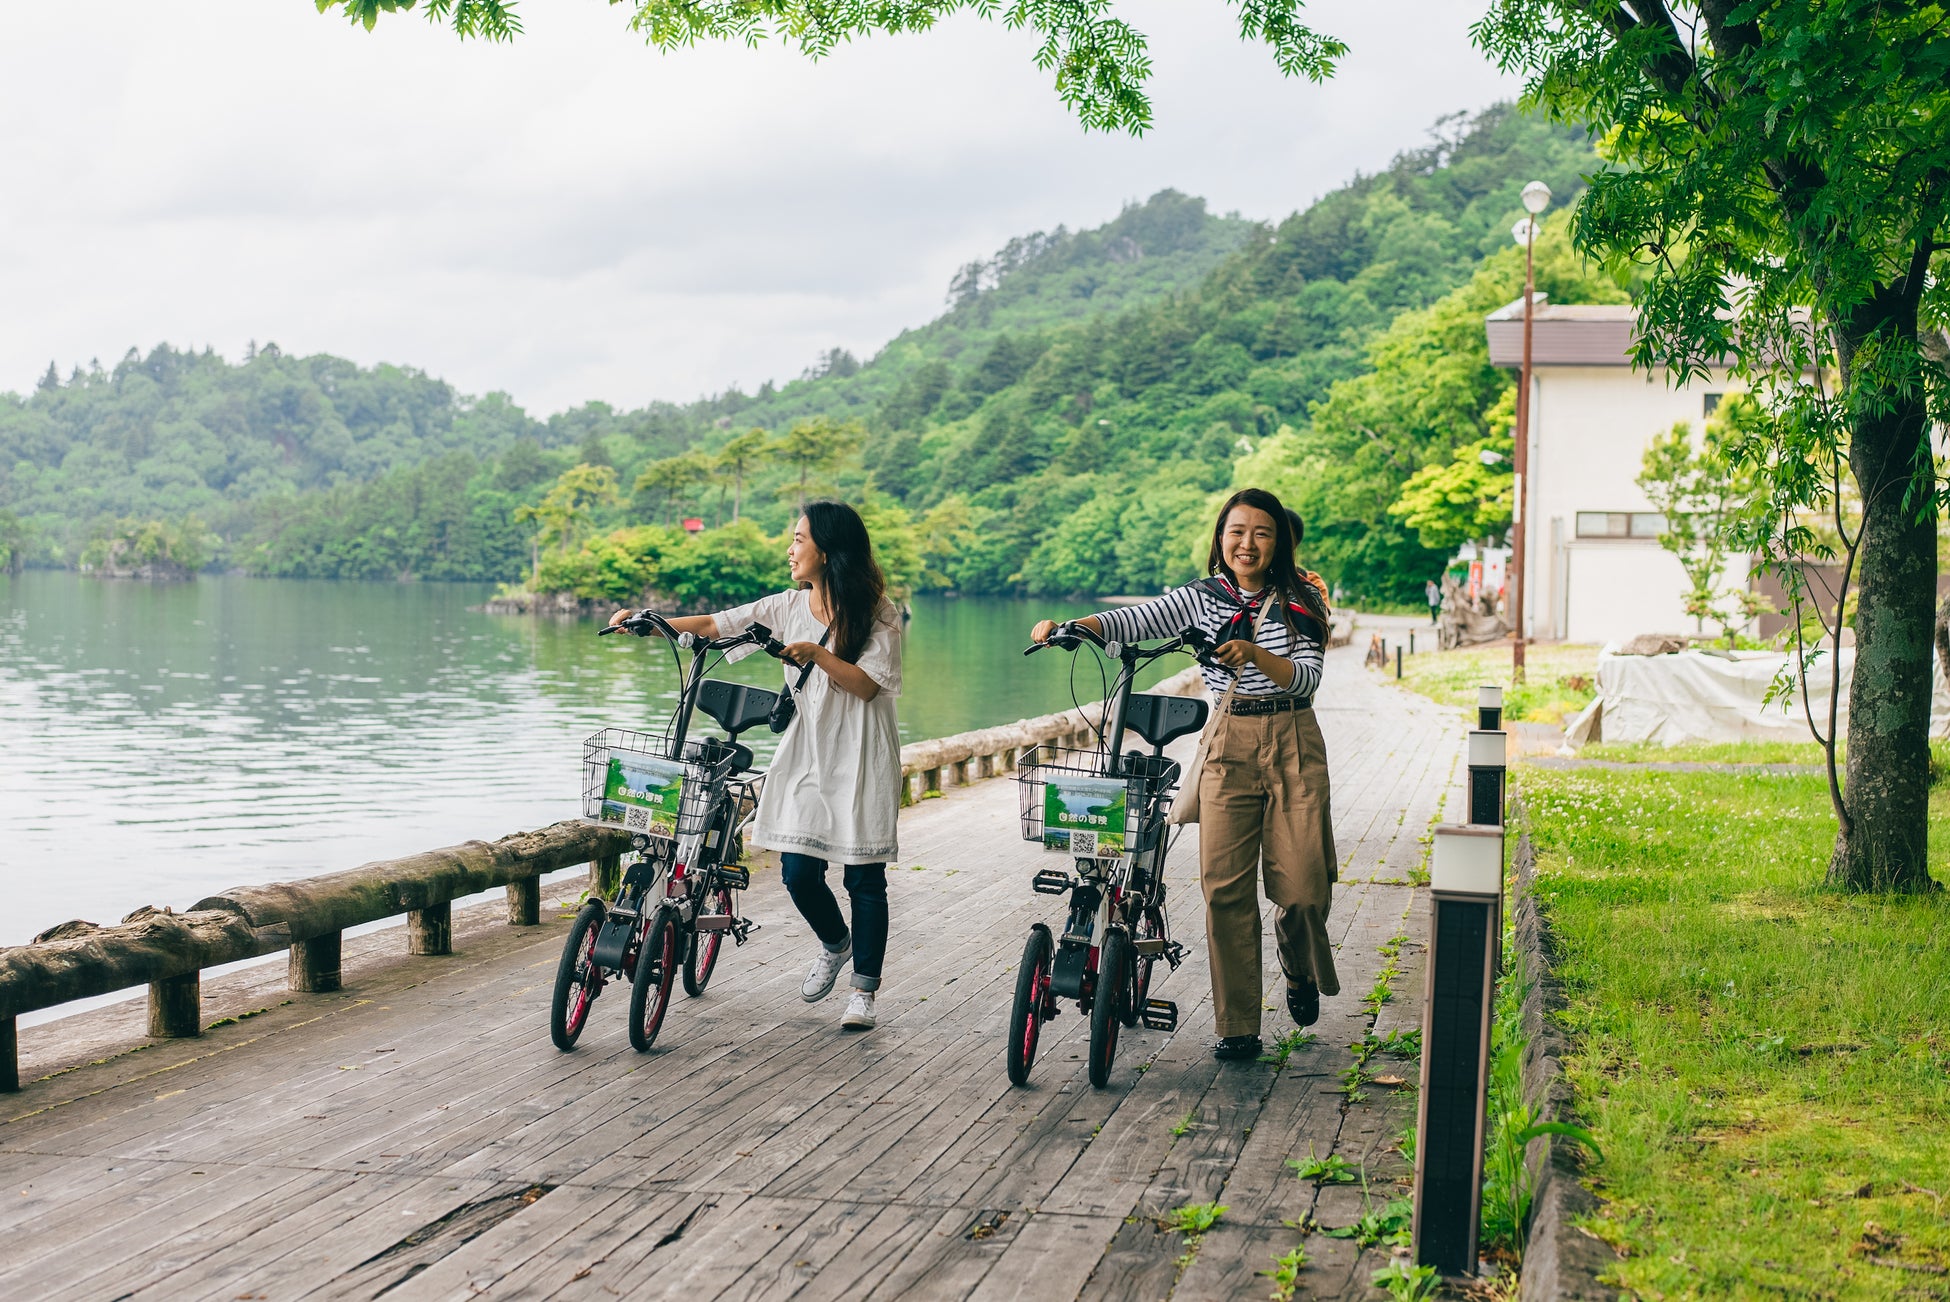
[1030,487,1337,1061]
[610,500,904,1030]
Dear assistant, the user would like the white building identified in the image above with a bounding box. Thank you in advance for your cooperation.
[1485,300,1746,646]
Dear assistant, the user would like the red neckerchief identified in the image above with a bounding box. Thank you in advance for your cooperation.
[1197,574,1325,645]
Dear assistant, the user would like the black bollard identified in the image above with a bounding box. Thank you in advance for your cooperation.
[1477,684,1502,732]
[1466,730,1507,826]
[1413,823,1505,1277]
[1396,645,1403,679]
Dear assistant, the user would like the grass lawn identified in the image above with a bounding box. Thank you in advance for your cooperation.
[1391,642,1600,725]
[1577,739,1830,765]
[1517,763,1950,1298]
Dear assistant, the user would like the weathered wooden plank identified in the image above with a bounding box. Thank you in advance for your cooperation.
[964,1210,1124,1302]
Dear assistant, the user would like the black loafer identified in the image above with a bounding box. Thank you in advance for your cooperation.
[1287,979,1320,1028]
[1213,1035,1263,1061]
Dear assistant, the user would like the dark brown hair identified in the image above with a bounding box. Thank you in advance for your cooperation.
[1205,487,1329,628]
[803,500,886,663]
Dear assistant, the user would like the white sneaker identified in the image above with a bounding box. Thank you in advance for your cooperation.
[802,938,851,1002]
[841,990,876,1030]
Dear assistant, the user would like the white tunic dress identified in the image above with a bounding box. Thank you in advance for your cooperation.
[716,588,903,863]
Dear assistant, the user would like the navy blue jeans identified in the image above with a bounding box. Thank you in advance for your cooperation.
[779,853,887,991]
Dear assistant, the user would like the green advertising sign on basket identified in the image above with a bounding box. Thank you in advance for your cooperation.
[1042,775,1126,859]
[593,751,687,837]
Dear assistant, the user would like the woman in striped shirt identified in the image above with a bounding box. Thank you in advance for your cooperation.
[1030,487,1339,1062]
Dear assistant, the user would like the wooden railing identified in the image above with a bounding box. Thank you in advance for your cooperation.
[0,665,1203,1093]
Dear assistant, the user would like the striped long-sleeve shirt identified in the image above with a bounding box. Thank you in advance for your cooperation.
[1094,578,1325,700]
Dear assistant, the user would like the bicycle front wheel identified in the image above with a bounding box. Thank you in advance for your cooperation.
[1088,931,1130,1089]
[628,909,680,1052]
[1006,924,1054,1087]
[684,885,734,996]
[550,900,607,1051]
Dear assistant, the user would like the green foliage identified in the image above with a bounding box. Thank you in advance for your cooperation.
[1370,1260,1438,1302]
[1636,396,1767,647]
[1321,1194,1412,1249]
[1288,1146,1358,1185]
[77,515,212,578]
[1258,1243,1309,1300]
[1162,1202,1227,1236]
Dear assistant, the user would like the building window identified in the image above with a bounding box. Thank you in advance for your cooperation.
[1703,392,1723,417]
[1576,511,1667,539]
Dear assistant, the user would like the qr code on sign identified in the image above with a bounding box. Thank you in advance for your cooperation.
[1069,830,1098,859]
[624,805,653,833]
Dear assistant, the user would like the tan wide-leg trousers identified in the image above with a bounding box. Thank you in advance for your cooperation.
[1196,704,1340,1038]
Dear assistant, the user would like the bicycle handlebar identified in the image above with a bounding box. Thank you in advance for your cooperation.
[1023,621,1232,675]
[600,611,784,659]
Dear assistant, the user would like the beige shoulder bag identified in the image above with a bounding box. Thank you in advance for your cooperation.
[1167,601,1266,826]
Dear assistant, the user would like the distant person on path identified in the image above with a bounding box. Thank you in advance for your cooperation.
[1426,578,1441,624]
[1029,487,1338,1062]
[609,501,903,1031]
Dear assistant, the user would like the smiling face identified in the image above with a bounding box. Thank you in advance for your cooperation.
[1220,505,1279,591]
[787,515,825,587]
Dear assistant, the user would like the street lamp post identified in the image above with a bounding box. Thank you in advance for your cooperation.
[1509,180,1551,686]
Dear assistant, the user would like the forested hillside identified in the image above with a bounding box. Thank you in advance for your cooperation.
[1,105,1623,601]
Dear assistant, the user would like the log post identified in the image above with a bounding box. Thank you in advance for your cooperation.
[590,851,622,898]
[978,753,996,781]
[408,902,452,956]
[924,767,943,798]
[2,1016,16,1093]
[949,758,968,788]
[148,971,200,1038]
[507,876,540,926]
[289,932,342,993]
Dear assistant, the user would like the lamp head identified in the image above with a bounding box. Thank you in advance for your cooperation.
[1521,180,1552,214]
[1511,218,1539,247]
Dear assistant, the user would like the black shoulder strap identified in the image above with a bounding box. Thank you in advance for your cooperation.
[792,625,833,692]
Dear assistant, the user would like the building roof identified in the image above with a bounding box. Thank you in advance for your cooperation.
[1485,298,1639,367]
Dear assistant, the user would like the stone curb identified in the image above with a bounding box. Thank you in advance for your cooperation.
[1512,826,1625,1302]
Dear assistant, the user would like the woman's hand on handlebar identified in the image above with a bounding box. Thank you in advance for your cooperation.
[1030,619,1058,645]
[780,640,823,668]
[1211,639,1262,671]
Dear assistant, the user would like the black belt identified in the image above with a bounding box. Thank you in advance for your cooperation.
[1224,695,1312,716]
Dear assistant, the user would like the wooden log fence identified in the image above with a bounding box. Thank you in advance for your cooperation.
[0,665,1205,1092]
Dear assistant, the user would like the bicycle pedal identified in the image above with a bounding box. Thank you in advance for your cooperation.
[1139,998,1179,1032]
[1164,942,1188,969]
[1031,869,1073,896]
[732,919,760,946]
[694,914,735,932]
[718,866,752,890]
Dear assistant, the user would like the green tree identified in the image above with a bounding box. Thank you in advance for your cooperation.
[715,426,771,522]
[1386,390,1515,555]
[513,463,620,582]
[0,509,32,573]
[633,452,710,525]
[771,416,862,511]
[327,0,1346,132]
[1474,3,1950,890]
[1636,402,1763,649]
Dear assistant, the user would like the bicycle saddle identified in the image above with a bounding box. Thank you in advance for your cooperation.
[696,679,779,746]
[1123,693,1210,751]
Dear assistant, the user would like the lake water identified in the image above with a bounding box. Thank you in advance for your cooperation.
[0,572,1180,946]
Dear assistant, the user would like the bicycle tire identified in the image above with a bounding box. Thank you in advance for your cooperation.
[1089,931,1130,1089]
[549,900,607,1051]
[683,885,734,996]
[628,909,680,1052]
[1006,924,1054,1087]
[1127,905,1166,1027]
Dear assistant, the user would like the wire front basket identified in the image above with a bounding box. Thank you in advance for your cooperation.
[1016,744,1126,858]
[583,727,720,839]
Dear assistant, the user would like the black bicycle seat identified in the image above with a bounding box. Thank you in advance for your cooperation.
[696,679,779,744]
[1123,693,1209,750]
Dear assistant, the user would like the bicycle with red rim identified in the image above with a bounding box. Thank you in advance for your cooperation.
[1008,622,1217,1088]
[548,611,785,1053]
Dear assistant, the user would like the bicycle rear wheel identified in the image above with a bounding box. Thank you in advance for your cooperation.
[684,885,734,996]
[628,909,680,1052]
[1088,931,1130,1089]
[1006,924,1054,1087]
[550,900,606,1051]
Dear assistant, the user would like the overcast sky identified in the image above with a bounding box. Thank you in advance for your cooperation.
[1,2,1518,415]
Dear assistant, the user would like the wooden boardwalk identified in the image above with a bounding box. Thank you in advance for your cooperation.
[1,642,1462,1301]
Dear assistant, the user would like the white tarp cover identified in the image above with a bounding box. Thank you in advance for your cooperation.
[1574,648,1950,745]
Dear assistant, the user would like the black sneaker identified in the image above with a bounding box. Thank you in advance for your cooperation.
[1213,1035,1263,1061]
[1286,979,1320,1028]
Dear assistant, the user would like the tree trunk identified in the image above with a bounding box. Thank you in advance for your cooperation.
[1829,315,1939,893]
